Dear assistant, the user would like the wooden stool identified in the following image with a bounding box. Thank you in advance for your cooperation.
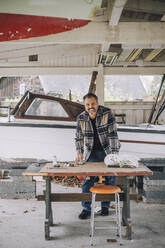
[90,185,122,246]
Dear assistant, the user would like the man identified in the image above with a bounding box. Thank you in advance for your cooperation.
[75,93,120,219]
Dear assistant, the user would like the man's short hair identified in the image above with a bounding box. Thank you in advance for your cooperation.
[83,93,98,102]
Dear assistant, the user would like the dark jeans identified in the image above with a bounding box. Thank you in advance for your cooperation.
[82,150,116,211]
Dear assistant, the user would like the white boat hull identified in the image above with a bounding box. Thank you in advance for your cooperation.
[0,124,76,161]
[0,121,165,161]
[119,130,165,158]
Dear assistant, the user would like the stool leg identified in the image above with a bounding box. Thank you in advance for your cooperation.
[115,193,119,236]
[90,193,96,246]
[117,193,122,245]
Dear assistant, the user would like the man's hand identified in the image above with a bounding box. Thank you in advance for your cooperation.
[75,152,83,163]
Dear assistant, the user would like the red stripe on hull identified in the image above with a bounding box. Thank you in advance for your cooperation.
[0,13,89,41]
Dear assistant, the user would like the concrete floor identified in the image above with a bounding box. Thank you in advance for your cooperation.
[0,183,165,248]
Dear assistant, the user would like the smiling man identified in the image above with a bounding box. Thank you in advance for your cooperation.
[75,93,120,219]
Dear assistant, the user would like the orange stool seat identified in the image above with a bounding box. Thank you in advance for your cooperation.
[90,185,121,194]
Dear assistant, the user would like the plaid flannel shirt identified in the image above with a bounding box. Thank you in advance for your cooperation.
[75,105,120,161]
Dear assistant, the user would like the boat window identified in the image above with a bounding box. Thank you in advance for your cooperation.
[25,98,69,117]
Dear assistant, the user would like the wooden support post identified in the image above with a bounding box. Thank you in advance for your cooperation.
[37,192,137,202]
[122,177,132,240]
[96,64,104,105]
[88,71,98,94]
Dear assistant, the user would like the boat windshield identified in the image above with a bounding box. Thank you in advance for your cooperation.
[25,98,69,118]
[12,91,84,121]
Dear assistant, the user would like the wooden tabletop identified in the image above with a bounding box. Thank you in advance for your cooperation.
[23,162,153,177]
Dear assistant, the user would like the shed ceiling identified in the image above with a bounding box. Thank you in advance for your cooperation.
[0,0,164,75]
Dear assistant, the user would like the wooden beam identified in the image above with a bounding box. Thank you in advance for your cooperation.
[115,61,165,67]
[101,43,110,52]
[125,0,165,15]
[108,0,128,26]
[0,44,99,60]
[0,67,98,76]
[104,67,165,75]
[8,22,165,46]
[126,49,143,62]
[0,61,164,68]
[37,192,138,202]
[0,66,165,76]
[96,64,104,105]
[144,49,163,62]
[88,71,98,93]
[122,44,165,49]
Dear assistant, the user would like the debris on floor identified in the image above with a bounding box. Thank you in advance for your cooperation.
[107,238,117,243]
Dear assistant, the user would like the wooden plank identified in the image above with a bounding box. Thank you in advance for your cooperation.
[23,162,153,177]
[39,162,153,177]
[37,192,138,202]
[23,172,48,176]
[88,71,98,94]
[144,49,162,62]
[126,49,143,62]
[1,66,165,76]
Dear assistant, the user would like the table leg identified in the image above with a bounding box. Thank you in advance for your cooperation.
[44,176,53,240]
[122,176,132,240]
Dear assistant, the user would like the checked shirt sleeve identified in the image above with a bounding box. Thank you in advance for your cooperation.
[75,117,84,154]
[108,111,120,153]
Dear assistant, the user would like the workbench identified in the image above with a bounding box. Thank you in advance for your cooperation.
[23,162,153,240]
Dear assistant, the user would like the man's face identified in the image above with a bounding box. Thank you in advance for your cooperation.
[84,97,98,119]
